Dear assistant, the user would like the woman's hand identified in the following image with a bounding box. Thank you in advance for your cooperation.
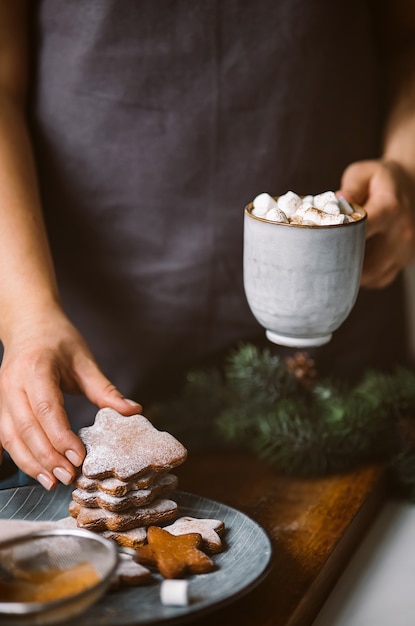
[339,159,415,289]
[0,308,142,490]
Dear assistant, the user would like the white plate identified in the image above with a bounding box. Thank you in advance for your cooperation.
[0,485,272,625]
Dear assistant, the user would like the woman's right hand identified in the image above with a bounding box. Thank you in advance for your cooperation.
[0,307,142,490]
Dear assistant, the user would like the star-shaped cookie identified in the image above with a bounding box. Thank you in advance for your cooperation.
[78,408,187,480]
[75,472,160,495]
[69,498,178,532]
[72,474,178,512]
[111,553,153,588]
[163,516,225,553]
[135,525,215,579]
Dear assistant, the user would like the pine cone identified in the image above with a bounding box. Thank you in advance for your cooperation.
[285,352,318,390]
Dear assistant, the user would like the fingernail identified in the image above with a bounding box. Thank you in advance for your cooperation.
[53,466,73,485]
[37,473,54,491]
[125,398,141,407]
[65,449,83,467]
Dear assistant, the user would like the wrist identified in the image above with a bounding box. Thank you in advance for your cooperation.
[0,295,66,347]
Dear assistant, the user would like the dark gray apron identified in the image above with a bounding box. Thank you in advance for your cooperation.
[27,0,408,430]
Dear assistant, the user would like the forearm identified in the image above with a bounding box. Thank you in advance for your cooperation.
[382,45,415,185]
[375,0,415,182]
[0,0,61,345]
[339,2,415,287]
[0,94,62,344]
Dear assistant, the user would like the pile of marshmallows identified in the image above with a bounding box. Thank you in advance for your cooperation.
[251,191,362,226]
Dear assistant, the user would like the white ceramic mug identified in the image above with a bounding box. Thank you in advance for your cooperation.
[243,199,367,347]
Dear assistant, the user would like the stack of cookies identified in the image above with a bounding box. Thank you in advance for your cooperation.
[68,408,188,548]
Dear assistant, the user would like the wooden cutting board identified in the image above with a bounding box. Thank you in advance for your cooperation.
[175,451,386,626]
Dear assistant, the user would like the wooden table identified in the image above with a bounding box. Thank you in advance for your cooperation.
[175,451,386,626]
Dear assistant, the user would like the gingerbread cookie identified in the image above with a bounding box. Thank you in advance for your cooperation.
[53,515,147,549]
[72,473,178,512]
[111,553,152,588]
[163,516,225,554]
[135,525,215,579]
[75,472,161,496]
[69,498,178,532]
[78,409,187,481]
[103,526,147,549]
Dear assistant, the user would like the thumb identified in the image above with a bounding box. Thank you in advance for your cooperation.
[76,356,142,415]
[338,160,378,205]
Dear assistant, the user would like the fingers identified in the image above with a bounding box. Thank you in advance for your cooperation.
[0,378,84,489]
[361,235,401,288]
[339,159,415,288]
[3,425,56,491]
[26,367,86,468]
[73,354,143,415]
[0,313,142,490]
[339,160,377,206]
[362,266,400,290]
[0,350,85,489]
[339,160,399,238]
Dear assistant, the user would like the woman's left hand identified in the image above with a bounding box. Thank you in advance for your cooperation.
[339,158,415,289]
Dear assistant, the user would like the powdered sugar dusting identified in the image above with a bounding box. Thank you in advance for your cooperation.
[79,409,187,480]
[72,474,178,511]
[163,516,225,553]
[70,497,179,531]
[103,526,147,548]
[75,472,161,495]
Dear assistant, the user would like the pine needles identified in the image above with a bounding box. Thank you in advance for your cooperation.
[151,343,415,499]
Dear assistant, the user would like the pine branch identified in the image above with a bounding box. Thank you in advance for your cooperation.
[150,343,415,495]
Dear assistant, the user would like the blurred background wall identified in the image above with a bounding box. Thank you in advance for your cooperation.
[405,265,415,363]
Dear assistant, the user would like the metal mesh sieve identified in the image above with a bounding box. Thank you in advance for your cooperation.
[0,528,114,580]
[0,528,118,625]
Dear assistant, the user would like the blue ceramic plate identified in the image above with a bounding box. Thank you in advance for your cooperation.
[0,485,272,625]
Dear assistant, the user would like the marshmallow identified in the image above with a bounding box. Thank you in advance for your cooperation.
[290,215,307,225]
[337,195,354,215]
[265,207,289,223]
[292,203,311,219]
[252,192,278,217]
[251,190,362,227]
[160,579,189,606]
[313,191,338,210]
[300,198,315,211]
[291,196,324,217]
[300,208,326,225]
[322,202,341,215]
[300,208,345,226]
[277,191,302,218]
[320,212,346,225]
